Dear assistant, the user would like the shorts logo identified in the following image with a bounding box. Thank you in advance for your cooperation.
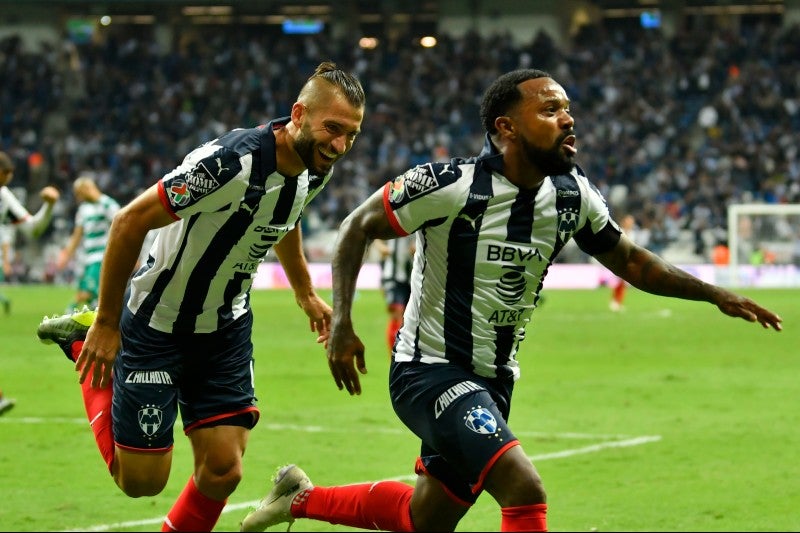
[464,406,498,436]
[434,380,483,419]
[125,371,173,384]
[167,180,191,207]
[138,404,163,437]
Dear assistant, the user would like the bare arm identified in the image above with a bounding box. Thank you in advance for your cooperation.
[594,234,782,330]
[57,226,83,270]
[78,184,175,388]
[272,223,331,339]
[328,188,403,395]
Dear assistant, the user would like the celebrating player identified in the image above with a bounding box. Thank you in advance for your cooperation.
[241,68,782,532]
[37,62,365,532]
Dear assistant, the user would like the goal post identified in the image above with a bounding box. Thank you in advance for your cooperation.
[726,203,800,288]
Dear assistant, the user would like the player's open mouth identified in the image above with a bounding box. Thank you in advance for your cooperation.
[562,135,577,155]
[319,149,337,162]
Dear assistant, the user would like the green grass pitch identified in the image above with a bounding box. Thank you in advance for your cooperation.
[0,283,797,531]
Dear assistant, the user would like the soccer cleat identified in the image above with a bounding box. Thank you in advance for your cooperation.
[240,464,313,532]
[0,396,15,416]
[36,306,97,360]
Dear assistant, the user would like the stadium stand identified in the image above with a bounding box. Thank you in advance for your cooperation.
[1,1,798,278]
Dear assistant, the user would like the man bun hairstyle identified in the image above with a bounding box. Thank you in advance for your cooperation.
[307,61,365,108]
[480,68,551,134]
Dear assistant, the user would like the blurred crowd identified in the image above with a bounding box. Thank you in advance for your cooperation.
[1,18,799,279]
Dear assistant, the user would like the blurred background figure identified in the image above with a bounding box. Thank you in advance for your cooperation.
[0,149,59,416]
[375,235,416,355]
[54,174,120,311]
[609,214,641,311]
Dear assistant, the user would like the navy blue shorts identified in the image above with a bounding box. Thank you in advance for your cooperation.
[112,306,260,452]
[389,361,519,504]
[382,281,411,307]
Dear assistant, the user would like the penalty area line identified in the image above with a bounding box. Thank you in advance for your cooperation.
[62,434,661,532]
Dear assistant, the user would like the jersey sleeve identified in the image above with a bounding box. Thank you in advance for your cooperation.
[383,163,464,235]
[573,178,622,255]
[159,144,248,219]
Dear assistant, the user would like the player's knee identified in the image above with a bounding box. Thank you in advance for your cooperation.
[115,471,169,498]
[197,456,244,498]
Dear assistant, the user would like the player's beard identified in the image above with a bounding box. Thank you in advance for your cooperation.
[294,126,334,177]
[521,134,575,176]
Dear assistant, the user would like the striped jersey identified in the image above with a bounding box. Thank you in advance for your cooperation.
[128,118,331,334]
[75,193,120,269]
[384,135,621,381]
[380,234,414,289]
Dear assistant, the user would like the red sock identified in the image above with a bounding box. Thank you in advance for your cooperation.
[386,318,402,354]
[613,281,626,303]
[72,340,115,472]
[162,475,227,532]
[501,503,547,531]
[297,481,415,531]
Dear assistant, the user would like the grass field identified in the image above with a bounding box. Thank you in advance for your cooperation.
[0,283,797,532]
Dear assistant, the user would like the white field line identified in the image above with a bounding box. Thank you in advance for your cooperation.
[0,418,643,441]
[58,434,661,532]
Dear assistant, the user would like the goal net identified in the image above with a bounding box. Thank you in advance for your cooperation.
[726,203,800,288]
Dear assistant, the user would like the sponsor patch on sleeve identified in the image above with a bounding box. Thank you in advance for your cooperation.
[166,179,191,207]
[402,164,440,199]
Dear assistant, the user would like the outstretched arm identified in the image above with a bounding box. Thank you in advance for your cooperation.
[594,234,783,330]
[273,224,331,341]
[328,188,403,395]
[78,184,174,388]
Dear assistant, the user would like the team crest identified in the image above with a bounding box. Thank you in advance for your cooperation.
[138,404,164,437]
[464,406,499,436]
[557,207,580,242]
[167,179,191,207]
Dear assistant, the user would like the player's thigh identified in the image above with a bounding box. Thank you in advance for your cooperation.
[482,442,546,507]
[409,473,470,531]
[114,447,173,495]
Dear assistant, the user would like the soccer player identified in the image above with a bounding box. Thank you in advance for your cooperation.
[55,175,120,311]
[36,62,365,532]
[0,150,60,312]
[240,69,783,532]
[1,150,59,415]
[374,234,415,355]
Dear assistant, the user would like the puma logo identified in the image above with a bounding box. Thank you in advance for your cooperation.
[457,212,483,231]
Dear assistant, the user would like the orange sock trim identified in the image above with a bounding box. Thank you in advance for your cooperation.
[501,503,547,532]
[162,475,226,532]
[299,481,415,531]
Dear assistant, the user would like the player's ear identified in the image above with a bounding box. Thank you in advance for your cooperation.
[496,116,515,138]
[290,102,306,126]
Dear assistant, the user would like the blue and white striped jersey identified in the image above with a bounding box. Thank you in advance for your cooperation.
[128,118,331,334]
[384,136,621,381]
[380,234,414,289]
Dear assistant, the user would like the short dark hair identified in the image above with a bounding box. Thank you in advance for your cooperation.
[307,61,366,109]
[480,69,551,134]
